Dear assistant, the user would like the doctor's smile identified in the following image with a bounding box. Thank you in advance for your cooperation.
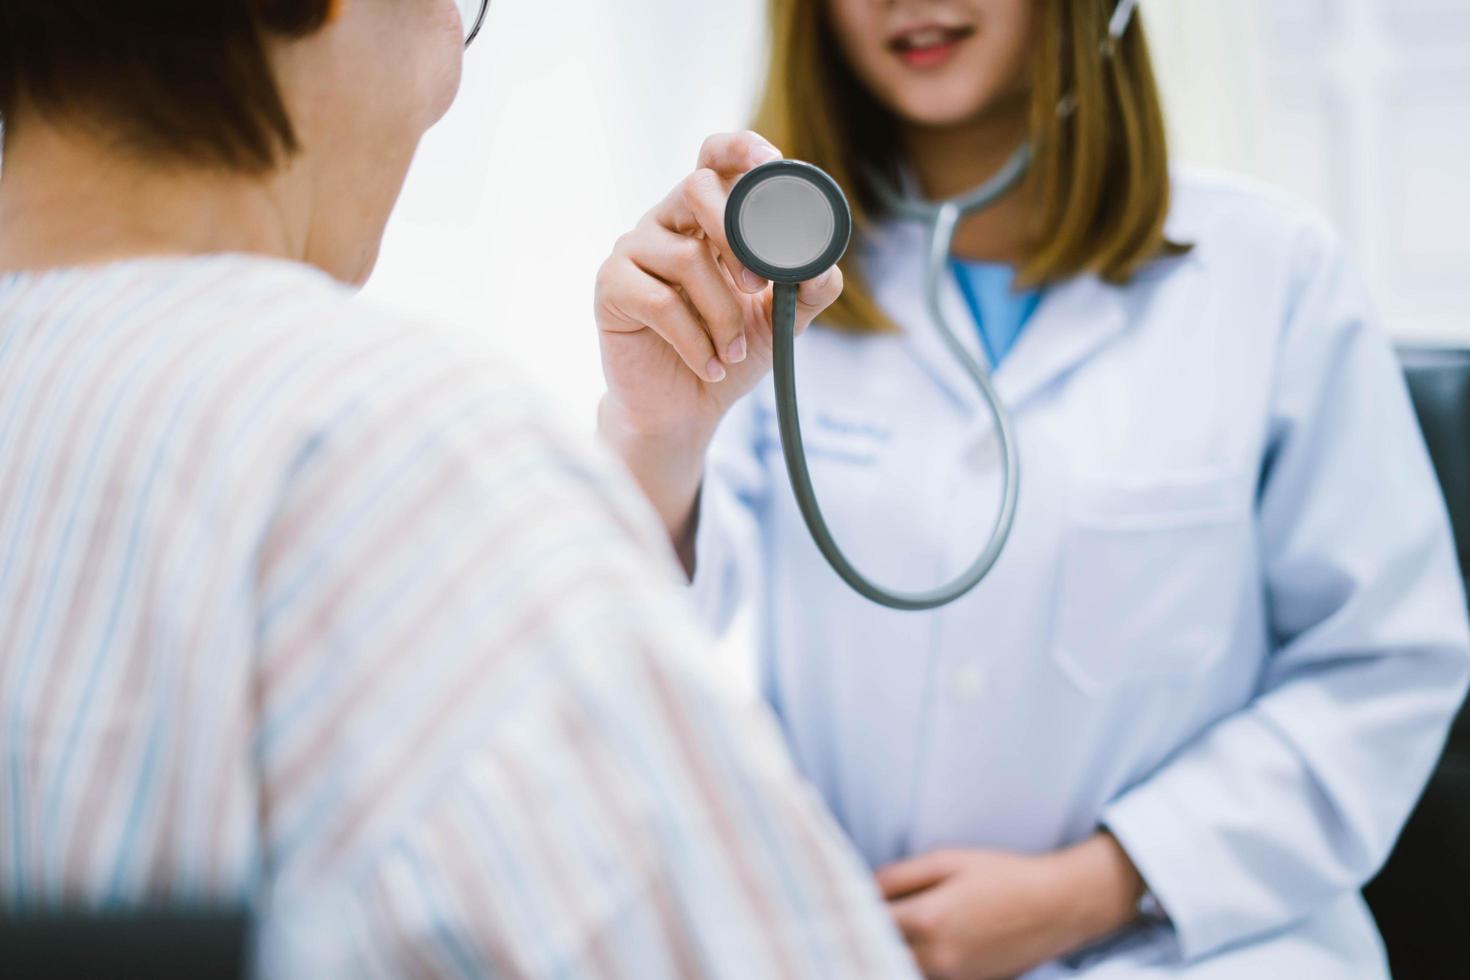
[2,0,1468,978]
[888,23,978,71]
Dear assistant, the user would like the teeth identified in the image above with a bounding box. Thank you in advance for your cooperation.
[895,27,966,51]
[908,29,949,48]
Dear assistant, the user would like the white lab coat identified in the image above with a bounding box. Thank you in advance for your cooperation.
[689,170,1470,976]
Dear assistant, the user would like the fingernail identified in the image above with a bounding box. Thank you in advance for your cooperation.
[741,268,766,292]
[726,336,747,364]
[706,358,727,383]
[752,143,781,164]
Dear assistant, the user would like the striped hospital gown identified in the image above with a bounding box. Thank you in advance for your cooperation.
[0,254,917,978]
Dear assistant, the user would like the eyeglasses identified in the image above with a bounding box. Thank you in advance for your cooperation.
[458,0,489,48]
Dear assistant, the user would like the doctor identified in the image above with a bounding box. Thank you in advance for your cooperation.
[594,1,1470,977]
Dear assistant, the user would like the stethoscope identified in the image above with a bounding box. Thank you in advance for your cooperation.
[723,0,1138,612]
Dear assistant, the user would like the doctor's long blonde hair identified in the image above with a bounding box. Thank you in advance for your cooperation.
[752,0,1183,333]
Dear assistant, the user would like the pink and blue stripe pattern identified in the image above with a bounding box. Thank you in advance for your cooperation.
[0,254,915,978]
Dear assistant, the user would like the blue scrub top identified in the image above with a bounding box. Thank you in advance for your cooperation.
[950,259,1042,367]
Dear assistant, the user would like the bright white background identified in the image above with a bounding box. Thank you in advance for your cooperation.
[368,0,1470,437]
[365,0,770,435]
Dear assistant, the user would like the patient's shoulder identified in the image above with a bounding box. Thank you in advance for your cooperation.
[249,264,676,573]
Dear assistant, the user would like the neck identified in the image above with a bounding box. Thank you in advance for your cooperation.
[0,113,306,274]
[900,96,1032,264]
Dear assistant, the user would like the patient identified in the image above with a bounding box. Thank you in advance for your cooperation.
[0,1,916,976]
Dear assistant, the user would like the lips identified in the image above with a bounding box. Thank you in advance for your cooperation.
[887,24,976,69]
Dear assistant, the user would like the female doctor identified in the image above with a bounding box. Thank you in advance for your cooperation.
[594,1,1470,976]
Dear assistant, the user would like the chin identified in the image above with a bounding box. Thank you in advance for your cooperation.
[896,98,991,128]
[888,88,995,128]
[883,70,1030,132]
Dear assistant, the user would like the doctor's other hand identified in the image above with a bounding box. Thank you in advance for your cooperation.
[595,131,844,552]
[877,834,1146,980]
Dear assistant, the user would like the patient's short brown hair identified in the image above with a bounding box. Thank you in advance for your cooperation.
[0,0,333,172]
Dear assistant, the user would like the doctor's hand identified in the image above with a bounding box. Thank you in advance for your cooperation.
[877,834,1146,980]
[594,131,844,552]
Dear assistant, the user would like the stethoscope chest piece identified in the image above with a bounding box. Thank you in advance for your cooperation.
[726,160,851,285]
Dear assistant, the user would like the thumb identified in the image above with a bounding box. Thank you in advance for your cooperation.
[762,266,844,339]
[794,265,844,336]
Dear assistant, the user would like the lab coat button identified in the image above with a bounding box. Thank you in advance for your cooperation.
[951,664,988,702]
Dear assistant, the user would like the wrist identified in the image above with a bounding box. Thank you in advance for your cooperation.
[597,395,712,546]
[1049,831,1147,948]
[597,393,717,447]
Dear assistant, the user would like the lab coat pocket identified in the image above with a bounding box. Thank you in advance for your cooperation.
[1051,472,1247,697]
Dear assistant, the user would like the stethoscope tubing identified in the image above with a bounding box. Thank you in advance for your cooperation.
[770,144,1031,611]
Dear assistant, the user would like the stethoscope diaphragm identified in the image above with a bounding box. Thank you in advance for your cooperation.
[726,160,851,285]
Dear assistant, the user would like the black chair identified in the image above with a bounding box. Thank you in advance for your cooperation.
[1363,347,1470,978]
[0,910,247,979]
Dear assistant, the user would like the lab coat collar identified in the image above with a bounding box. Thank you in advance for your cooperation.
[862,219,1131,419]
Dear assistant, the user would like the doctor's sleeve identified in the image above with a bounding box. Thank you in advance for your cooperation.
[1100,227,1470,961]
[689,391,771,635]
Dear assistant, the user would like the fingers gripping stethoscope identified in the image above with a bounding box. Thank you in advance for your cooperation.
[722,0,1139,612]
